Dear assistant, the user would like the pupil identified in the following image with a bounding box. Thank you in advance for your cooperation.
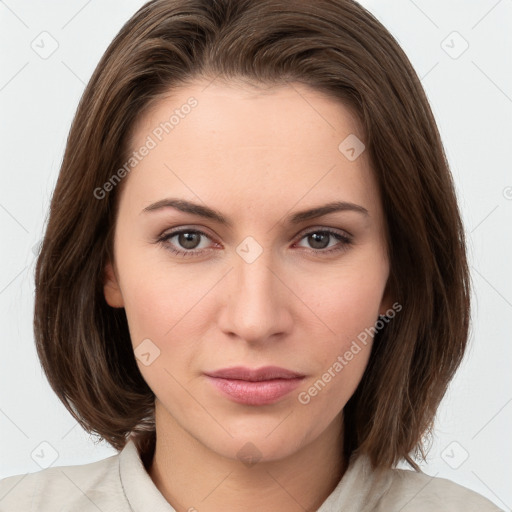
[180,232,200,249]
[309,233,329,249]
[176,232,331,251]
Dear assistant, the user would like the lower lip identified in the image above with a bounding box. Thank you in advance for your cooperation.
[206,376,304,405]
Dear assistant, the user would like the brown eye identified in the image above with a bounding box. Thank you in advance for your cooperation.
[157,229,213,257]
[156,227,352,258]
[306,232,331,249]
[175,232,202,250]
[296,229,352,255]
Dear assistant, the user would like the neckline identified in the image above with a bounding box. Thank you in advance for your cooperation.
[119,439,381,512]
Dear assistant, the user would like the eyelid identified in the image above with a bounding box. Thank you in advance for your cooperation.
[296,225,353,240]
[156,224,354,260]
[157,224,353,242]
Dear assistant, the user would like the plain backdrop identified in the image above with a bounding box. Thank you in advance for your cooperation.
[0,0,511,510]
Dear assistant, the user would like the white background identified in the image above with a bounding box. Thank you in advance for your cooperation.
[0,0,511,510]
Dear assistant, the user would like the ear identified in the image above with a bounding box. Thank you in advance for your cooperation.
[103,261,124,308]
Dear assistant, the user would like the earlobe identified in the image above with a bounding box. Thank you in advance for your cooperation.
[103,261,124,308]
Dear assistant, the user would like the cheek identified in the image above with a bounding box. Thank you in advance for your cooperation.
[296,256,387,394]
[116,235,208,342]
[121,280,171,343]
[295,273,379,412]
[119,272,202,400]
[304,258,388,341]
[298,344,372,411]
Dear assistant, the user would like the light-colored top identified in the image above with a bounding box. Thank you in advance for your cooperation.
[0,439,503,511]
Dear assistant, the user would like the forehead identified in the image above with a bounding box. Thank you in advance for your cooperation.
[131,79,364,150]
[121,79,380,221]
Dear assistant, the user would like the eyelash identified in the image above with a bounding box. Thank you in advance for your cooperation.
[155,227,353,258]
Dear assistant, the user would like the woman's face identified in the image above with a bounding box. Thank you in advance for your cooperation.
[104,79,392,462]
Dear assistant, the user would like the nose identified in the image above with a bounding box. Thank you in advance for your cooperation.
[217,246,294,344]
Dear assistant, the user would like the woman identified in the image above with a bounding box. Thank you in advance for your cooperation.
[0,0,502,510]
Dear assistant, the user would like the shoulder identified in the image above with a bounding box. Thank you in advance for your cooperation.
[375,464,504,512]
[0,451,126,512]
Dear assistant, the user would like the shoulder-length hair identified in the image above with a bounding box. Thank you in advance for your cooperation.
[34,0,470,471]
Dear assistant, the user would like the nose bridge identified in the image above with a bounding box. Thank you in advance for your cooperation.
[220,237,291,341]
[236,241,276,298]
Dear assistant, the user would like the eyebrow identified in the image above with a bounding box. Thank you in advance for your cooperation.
[141,198,369,227]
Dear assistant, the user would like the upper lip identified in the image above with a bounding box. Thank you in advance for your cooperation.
[205,366,305,381]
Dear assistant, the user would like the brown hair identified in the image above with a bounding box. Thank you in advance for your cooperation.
[34,0,470,471]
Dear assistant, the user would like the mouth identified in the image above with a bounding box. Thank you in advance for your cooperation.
[204,366,306,405]
[204,365,305,381]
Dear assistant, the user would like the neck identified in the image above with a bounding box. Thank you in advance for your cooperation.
[147,403,346,512]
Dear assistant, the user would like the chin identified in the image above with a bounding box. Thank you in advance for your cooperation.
[208,434,302,465]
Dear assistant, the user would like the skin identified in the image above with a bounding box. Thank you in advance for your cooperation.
[103,79,392,512]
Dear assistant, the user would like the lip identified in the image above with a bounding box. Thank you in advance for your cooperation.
[204,365,305,381]
[204,366,306,406]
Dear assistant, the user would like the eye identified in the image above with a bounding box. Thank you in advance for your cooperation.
[156,227,353,257]
[294,228,353,255]
[157,229,213,258]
